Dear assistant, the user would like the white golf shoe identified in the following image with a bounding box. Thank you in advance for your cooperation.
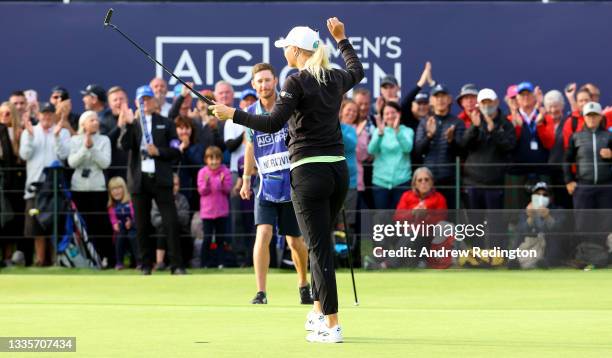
[304,310,324,331]
[306,324,344,343]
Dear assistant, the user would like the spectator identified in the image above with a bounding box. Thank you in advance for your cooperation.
[456,83,479,129]
[375,74,400,115]
[9,91,28,119]
[175,115,204,210]
[368,101,414,209]
[543,90,572,209]
[461,89,516,249]
[514,182,566,268]
[562,85,609,149]
[194,90,225,152]
[394,167,448,224]
[68,110,113,267]
[564,102,612,251]
[399,61,434,132]
[197,146,232,268]
[168,83,195,121]
[0,103,16,264]
[352,87,376,209]
[239,89,258,110]
[506,82,552,209]
[49,86,79,134]
[0,102,21,159]
[149,77,172,117]
[19,102,71,266]
[217,81,245,248]
[337,100,359,236]
[9,90,36,127]
[414,84,465,209]
[117,85,184,275]
[461,89,516,209]
[81,84,115,136]
[352,87,376,126]
[0,101,28,264]
[152,174,191,270]
[107,176,139,270]
[106,86,130,180]
[504,84,519,116]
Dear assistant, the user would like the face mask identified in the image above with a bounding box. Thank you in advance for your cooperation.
[531,194,550,209]
[479,105,497,117]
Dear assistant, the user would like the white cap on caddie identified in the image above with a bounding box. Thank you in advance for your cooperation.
[274,26,321,52]
[477,88,498,102]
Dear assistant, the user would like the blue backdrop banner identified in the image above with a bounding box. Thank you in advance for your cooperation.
[2,2,611,111]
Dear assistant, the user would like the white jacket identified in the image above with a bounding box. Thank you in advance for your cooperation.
[68,133,111,192]
[19,125,71,200]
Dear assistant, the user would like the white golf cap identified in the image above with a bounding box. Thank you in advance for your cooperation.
[582,101,602,116]
[274,26,321,52]
[477,88,498,102]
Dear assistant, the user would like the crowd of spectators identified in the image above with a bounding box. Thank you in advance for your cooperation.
[0,60,611,269]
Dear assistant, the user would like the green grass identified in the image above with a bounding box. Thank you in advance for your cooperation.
[1,268,612,357]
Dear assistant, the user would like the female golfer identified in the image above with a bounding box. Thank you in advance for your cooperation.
[211,17,363,343]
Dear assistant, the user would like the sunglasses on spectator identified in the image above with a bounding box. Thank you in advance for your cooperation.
[51,95,62,99]
[416,177,431,183]
[0,112,10,117]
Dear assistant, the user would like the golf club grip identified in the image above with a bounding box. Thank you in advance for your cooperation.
[108,25,215,106]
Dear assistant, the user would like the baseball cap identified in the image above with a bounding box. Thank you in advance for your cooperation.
[456,83,478,103]
[381,75,399,88]
[517,81,534,94]
[414,92,429,103]
[582,101,602,116]
[51,86,70,100]
[39,102,56,113]
[477,88,498,103]
[135,85,155,101]
[80,84,107,103]
[506,84,518,99]
[240,89,258,101]
[274,26,321,52]
[430,83,449,96]
[531,181,549,194]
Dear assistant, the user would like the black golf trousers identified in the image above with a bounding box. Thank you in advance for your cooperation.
[290,160,349,315]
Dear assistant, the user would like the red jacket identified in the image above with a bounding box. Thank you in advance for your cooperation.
[394,189,448,224]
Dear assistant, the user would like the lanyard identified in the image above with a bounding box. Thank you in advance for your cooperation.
[139,98,152,144]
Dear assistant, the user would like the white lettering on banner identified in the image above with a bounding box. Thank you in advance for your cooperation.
[156,37,269,95]
[156,35,401,99]
[257,152,291,175]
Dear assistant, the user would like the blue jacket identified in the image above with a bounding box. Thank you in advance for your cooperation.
[368,125,414,189]
[341,123,358,189]
[414,113,465,181]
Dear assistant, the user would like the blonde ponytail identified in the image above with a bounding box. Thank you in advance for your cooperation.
[303,44,332,86]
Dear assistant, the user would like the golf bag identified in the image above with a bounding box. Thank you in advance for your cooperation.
[29,161,101,268]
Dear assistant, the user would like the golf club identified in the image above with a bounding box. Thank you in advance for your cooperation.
[341,208,359,306]
[103,8,214,106]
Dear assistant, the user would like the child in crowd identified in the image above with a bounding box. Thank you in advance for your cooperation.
[197,146,232,268]
[107,177,139,270]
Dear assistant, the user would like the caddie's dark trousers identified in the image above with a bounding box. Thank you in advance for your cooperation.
[133,174,183,270]
[290,161,349,315]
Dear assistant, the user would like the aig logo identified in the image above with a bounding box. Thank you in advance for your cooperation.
[155,37,269,93]
[256,134,274,147]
